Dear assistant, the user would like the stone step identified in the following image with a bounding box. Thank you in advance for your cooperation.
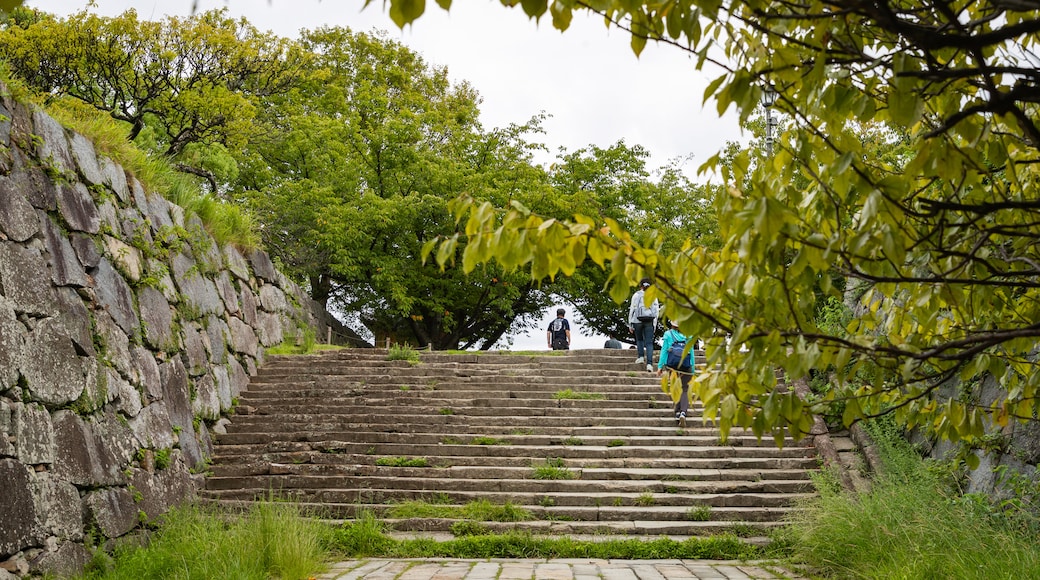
[209,441,815,461]
[207,453,818,476]
[203,473,813,494]
[205,495,804,518]
[212,429,800,448]
[203,349,819,542]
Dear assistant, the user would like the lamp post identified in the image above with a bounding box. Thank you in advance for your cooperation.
[762,86,777,156]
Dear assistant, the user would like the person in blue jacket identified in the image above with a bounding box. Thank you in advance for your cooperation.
[657,319,694,427]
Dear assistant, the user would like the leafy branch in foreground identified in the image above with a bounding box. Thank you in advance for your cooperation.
[416,0,1040,451]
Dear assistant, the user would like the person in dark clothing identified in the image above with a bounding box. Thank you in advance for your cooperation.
[546,308,571,350]
[604,335,623,349]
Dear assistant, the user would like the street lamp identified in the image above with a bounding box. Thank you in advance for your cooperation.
[762,86,777,156]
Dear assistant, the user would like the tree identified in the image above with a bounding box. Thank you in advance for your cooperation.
[234,27,558,350]
[544,142,720,342]
[0,7,304,189]
[410,1,1040,447]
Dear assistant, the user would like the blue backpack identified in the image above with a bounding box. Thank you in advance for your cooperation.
[665,333,693,371]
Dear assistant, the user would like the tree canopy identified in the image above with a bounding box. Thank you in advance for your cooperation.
[411,0,1040,447]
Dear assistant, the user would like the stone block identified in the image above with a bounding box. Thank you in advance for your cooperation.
[69,233,101,270]
[55,287,94,358]
[93,258,140,337]
[0,401,15,458]
[127,403,175,450]
[144,258,178,303]
[158,359,202,468]
[240,286,258,326]
[192,373,219,421]
[215,271,239,314]
[223,245,250,282]
[56,182,100,235]
[98,157,129,204]
[228,356,249,399]
[227,316,259,357]
[248,249,277,283]
[14,403,54,466]
[0,172,40,242]
[128,457,195,522]
[31,475,82,541]
[131,347,163,403]
[257,311,284,347]
[181,323,209,377]
[38,213,90,288]
[0,297,24,389]
[0,241,59,317]
[108,367,142,419]
[93,310,133,381]
[83,487,138,539]
[213,365,232,412]
[51,411,132,487]
[103,235,142,283]
[137,286,176,352]
[206,315,229,365]
[0,458,44,557]
[67,132,105,187]
[29,540,91,579]
[31,110,73,175]
[20,318,87,407]
[258,284,287,313]
[15,151,58,211]
[171,253,223,316]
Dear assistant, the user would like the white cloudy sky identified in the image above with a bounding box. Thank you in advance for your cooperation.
[27,0,745,349]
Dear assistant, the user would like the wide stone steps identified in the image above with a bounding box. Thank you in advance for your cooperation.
[202,348,818,541]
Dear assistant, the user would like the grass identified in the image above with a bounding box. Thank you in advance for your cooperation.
[532,457,576,480]
[75,502,325,580]
[552,389,606,400]
[329,516,773,559]
[265,342,342,356]
[470,436,510,445]
[687,505,712,521]
[374,456,428,468]
[42,94,260,250]
[786,421,1040,579]
[386,499,532,522]
[387,343,421,363]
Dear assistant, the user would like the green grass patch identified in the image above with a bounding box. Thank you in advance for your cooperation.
[374,456,428,468]
[562,437,584,446]
[787,420,1040,579]
[386,499,531,522]
[387,343,421,363]
[532,457,576,480]
[76,501,326,580]
[470,436,510,445]
[552,389,606,400]
[607,439,626,447]
[265,342,342,356]
[329,515,775,559]
[687,505,712,521]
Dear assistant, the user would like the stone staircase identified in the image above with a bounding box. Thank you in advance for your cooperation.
[201,348,821,541]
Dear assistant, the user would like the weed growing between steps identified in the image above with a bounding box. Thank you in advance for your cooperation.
[387,343,421,363]
[552,389,606,400]
[386,499,532,522]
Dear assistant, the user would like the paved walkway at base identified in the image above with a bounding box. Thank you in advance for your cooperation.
[318,558,810,579]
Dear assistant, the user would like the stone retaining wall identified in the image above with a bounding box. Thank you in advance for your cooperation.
[0,87,336,577]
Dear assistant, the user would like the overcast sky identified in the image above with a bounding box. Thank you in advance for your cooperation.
[28,0,743,350]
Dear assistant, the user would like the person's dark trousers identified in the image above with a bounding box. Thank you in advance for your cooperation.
[634,321,654,362]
